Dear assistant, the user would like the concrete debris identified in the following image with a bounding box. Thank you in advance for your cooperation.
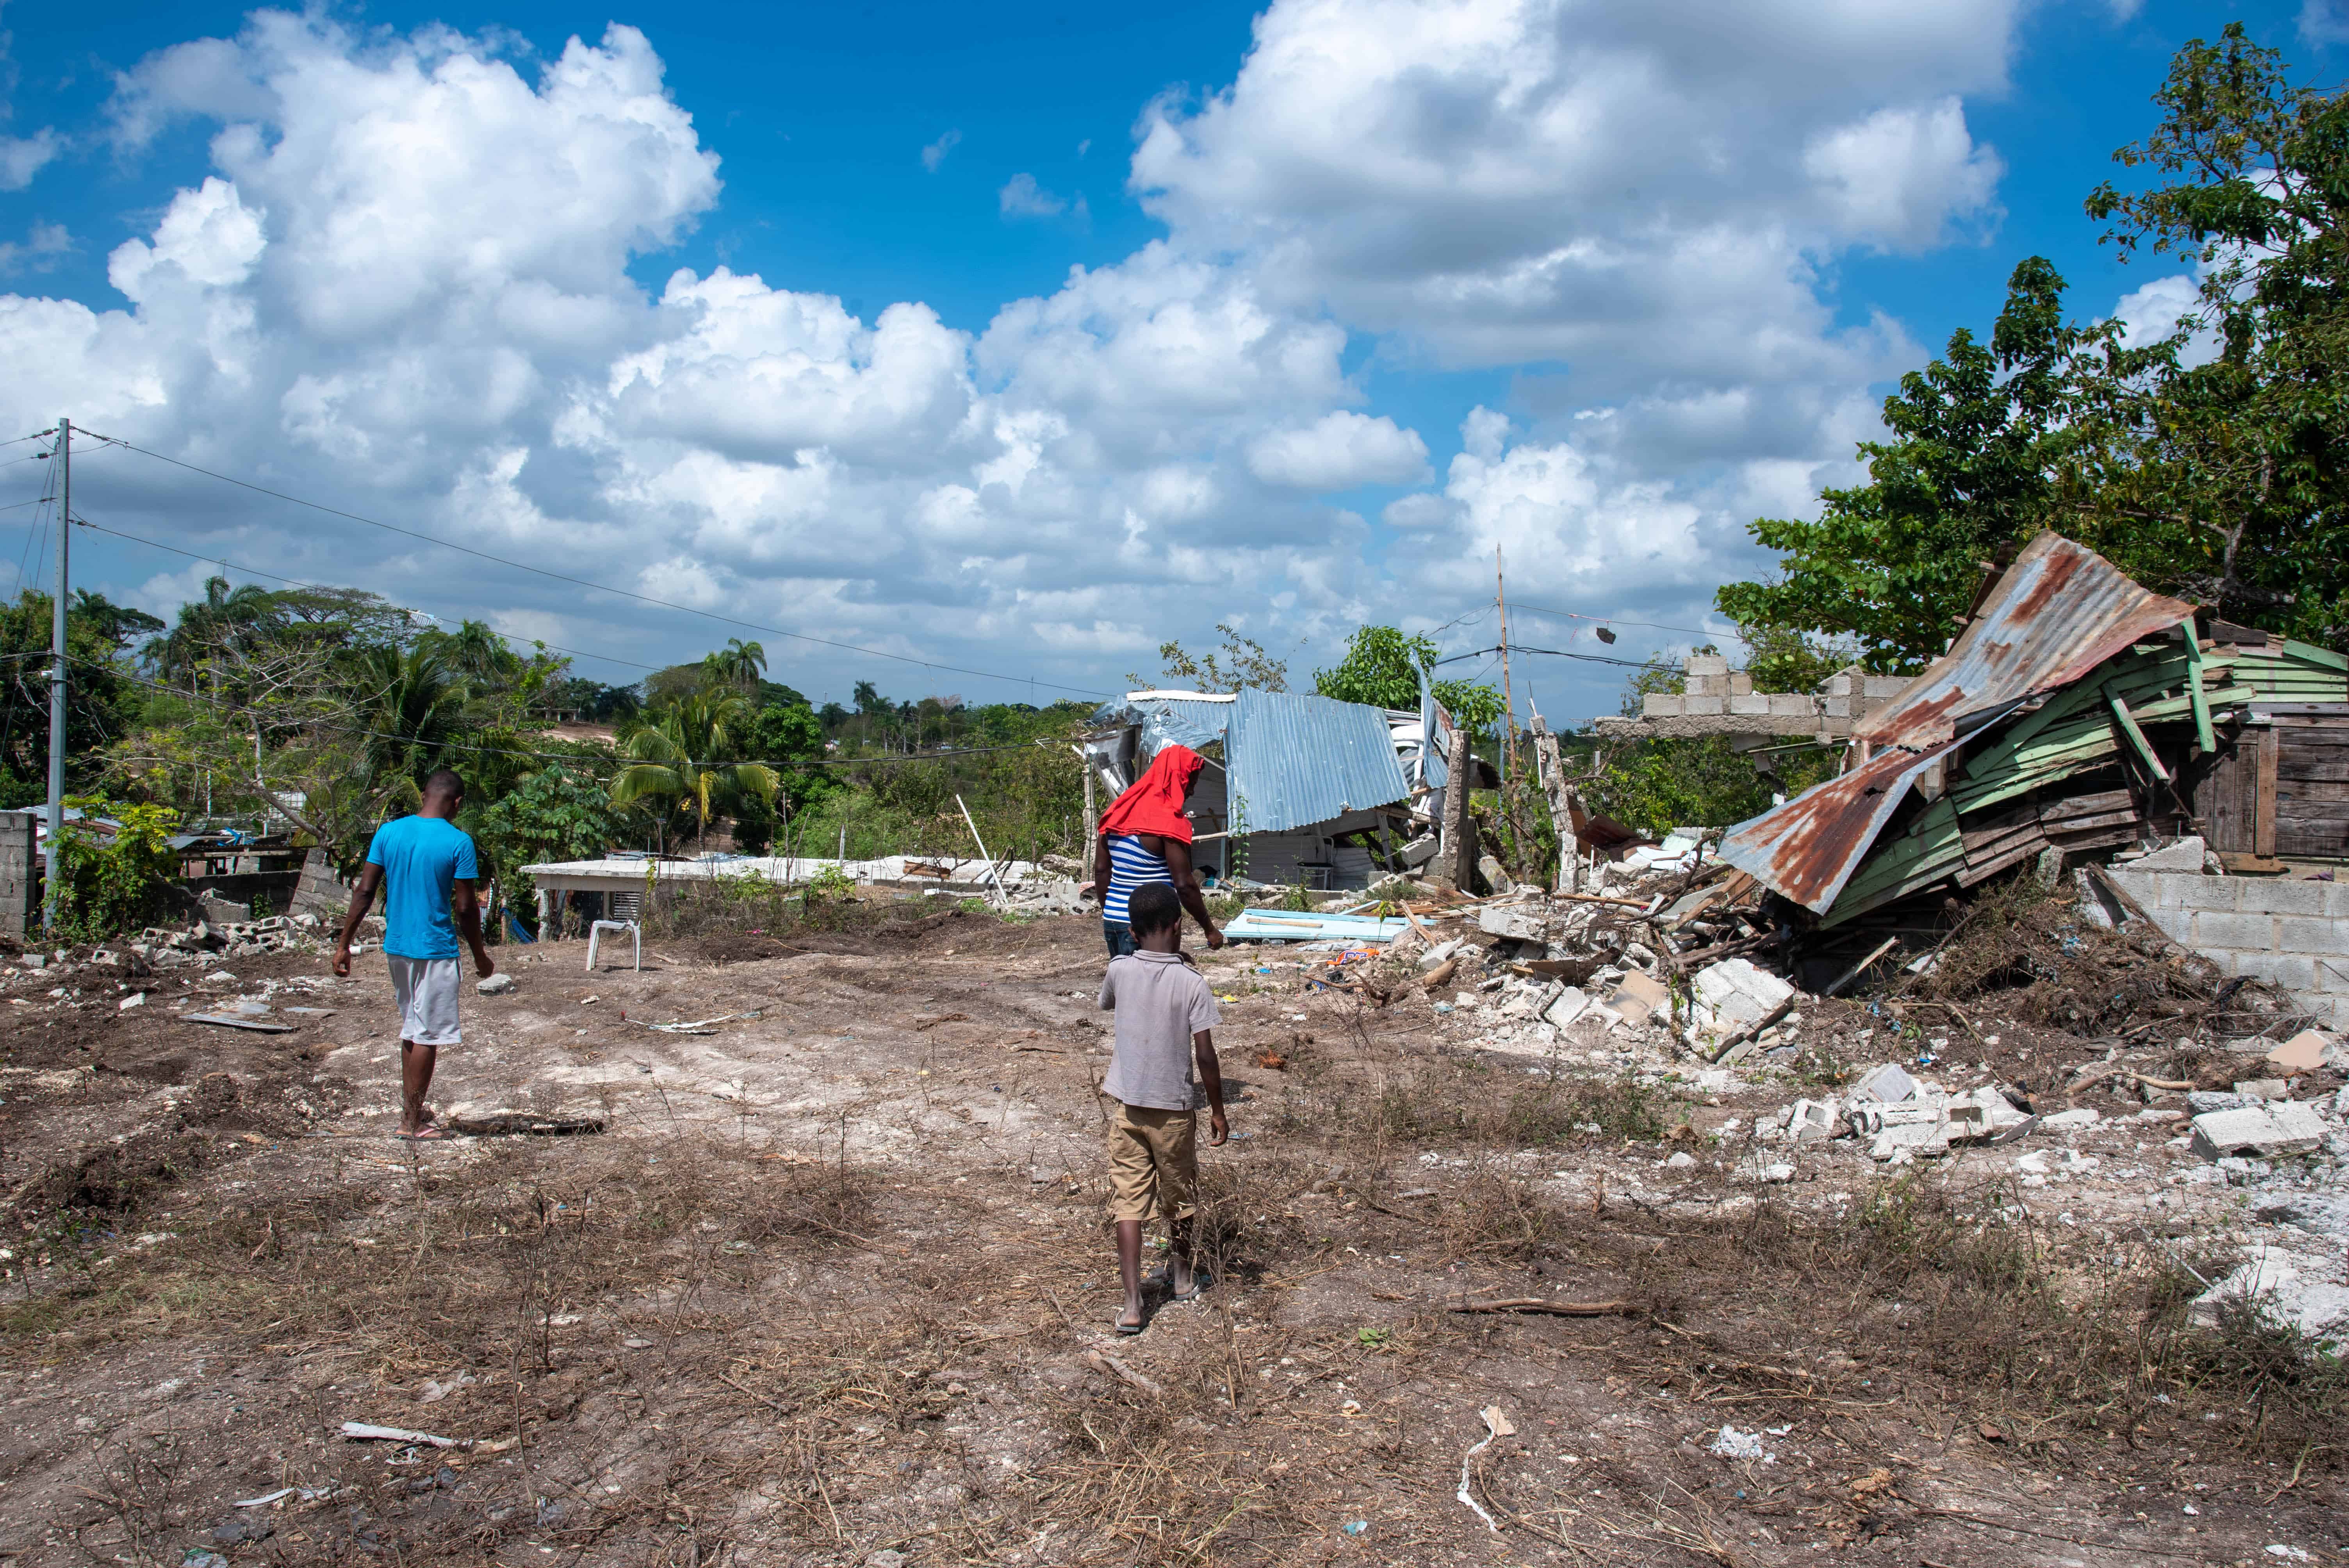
[1608,971,1669,1028]
[476,973,517,995]
[2189,1245,2349,1345]
[2266,1030,2336,1072]
[1850,1063,1918,1105]
[2189,1102,2328,1160]
[1688,958,1795,1039]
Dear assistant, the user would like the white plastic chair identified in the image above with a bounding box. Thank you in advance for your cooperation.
[586,919,640,973]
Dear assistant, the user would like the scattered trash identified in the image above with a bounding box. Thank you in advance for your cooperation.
[339,1421,465,1448]
[1707,1425,1776,1464]
[1456,1406,1514,1532]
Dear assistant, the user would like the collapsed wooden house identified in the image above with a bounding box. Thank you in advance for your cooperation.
[1718,533,2349,928]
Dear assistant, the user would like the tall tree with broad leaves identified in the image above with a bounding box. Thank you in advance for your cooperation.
[1717,258,2120,672]
[2075,21,2349,638]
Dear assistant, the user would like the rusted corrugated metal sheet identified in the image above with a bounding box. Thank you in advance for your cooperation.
[1856,533,2196,748]
[1718,741,1959,914]
[1721,534,2196,914]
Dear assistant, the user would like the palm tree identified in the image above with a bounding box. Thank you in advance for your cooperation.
[610,688,779,852]
[348,643,471,805]
[155,576,280,692]
[704,637,766,695]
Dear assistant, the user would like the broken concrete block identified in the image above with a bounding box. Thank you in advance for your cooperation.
[2039,1107,2100,1131]
[1691,958,1796,1030]
[476,973,517,996]
[2233,1079,2290,1101]
[2189,1245,2349,1343]
[1848,1102,1941,1137]
[2190,1102,2328,1160]
[1395,834,1439,868]
[1944,1086,2030,1142]
[1850,1062,1918,1105]
[2128,835,2208,872]
[1782,1098,1838,1142]
[1868,1120,1950,1160]
[1418,938,1463,971]
[2266,1031,2331,1072]
[2188,1090,2248,1113]
[1477,903,1548,942]
[1609,970,1669,1027]
[1542,986,1592,1029]
[1477,855,1515,894]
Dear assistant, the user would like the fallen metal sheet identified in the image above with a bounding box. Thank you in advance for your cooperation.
[1718,741,1957,915]
[184,1012,296,1033]
[1223,911,1412,943]
[1855,533,2196,750]
[622,1008,764,1035]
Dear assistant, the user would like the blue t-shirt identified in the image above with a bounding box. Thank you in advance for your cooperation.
[365,814,479,960]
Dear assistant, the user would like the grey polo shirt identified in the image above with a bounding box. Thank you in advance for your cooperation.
[1098,951,1221,1111]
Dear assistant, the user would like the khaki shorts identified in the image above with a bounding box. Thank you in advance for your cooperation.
[1106,1103,1197,1223]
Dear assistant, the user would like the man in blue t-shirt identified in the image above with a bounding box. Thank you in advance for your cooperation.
[331,768,496,1139]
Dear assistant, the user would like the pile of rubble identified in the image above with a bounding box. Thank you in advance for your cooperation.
[135,913,335,964]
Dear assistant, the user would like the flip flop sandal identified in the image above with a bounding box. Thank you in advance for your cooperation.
[394,1127,448,1141]
[1169,1271,1214,1303]
[1114,1311,1147,1336]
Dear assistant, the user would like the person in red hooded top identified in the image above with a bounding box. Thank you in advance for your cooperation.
[1086,743,1225,958]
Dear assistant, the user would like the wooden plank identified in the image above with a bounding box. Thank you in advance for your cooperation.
[2200,734,2256,854]
[2105,685,2170,782]
[2276,779,2349,805]
[2276,822,2349,859]
[2257,731,2279,858]
[2045,822,2140,852]
[2280,638,2349,672]
[2183,618,2217,754]
[2219,851,2287,875]
[1955,833,2051,887]
[2038,804,2142,835]
[2037,788,2135,821]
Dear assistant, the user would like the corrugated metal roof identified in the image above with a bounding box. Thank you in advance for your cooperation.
[1226,688,1413,834]
[1857,532,2196,748]
[1718,741,1958,914]
[1721,532,2199,914]
[1092,692,1234,756]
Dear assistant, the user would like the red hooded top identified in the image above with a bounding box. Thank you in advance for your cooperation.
[1098,745,1203,845]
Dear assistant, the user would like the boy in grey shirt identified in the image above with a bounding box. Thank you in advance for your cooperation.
[1096,882,1228,1333]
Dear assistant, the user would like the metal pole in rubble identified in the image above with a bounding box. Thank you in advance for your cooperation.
[42,416,69,934]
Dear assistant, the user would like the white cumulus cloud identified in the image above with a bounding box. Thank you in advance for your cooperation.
[1247,411,1429,490]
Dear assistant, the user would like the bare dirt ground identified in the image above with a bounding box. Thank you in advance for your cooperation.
[1,907,2343,1566]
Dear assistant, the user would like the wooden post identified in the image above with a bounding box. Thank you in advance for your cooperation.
[2255,731,2279,859]
[1441,723,1477,891]
[1074,745,1099,877]
[1529,715,1582,895]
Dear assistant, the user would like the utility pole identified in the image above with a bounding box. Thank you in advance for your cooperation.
[42,416,68,933]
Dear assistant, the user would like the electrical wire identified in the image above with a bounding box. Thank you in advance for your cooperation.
[1506,599,1742,641]
[104,439,1114,700]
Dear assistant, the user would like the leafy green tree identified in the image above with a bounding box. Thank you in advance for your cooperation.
[347,644,470,807]
[1139,624,1289,693]
[50,796,180,941]
[1718,259,2115,672]
[1314,626,1438,709]
[0,590,137,808]
[611,688,779,852]
[2075,21,2349,636]
[475,764,634,902]
[154,576,282,691]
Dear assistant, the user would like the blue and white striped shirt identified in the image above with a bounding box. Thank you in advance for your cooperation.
[1101,833,1175,925]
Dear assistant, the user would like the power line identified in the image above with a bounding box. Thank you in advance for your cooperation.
[1506,599,1743,642]
[105,440,1113,700]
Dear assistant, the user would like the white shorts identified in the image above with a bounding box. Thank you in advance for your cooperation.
[387,955,462,1046]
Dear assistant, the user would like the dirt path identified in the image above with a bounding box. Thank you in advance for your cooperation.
[0,910,2338,1565]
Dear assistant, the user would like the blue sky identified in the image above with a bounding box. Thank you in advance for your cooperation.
[0,0,2330,719]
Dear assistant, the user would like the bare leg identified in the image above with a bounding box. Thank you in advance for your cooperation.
[1169,1215,1196,1295]
[1115,1219,1145,1330]
[401,1040,438,1134]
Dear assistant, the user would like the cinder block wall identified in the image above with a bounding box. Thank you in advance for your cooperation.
[0,814,33,938]
[2108,868,2349,1026]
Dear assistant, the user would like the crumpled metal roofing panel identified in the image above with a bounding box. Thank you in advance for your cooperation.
[1091,693,1234,756]
[1856,532,2196,748]
[1226,688,1413,835]
[1718,741,1960,914]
